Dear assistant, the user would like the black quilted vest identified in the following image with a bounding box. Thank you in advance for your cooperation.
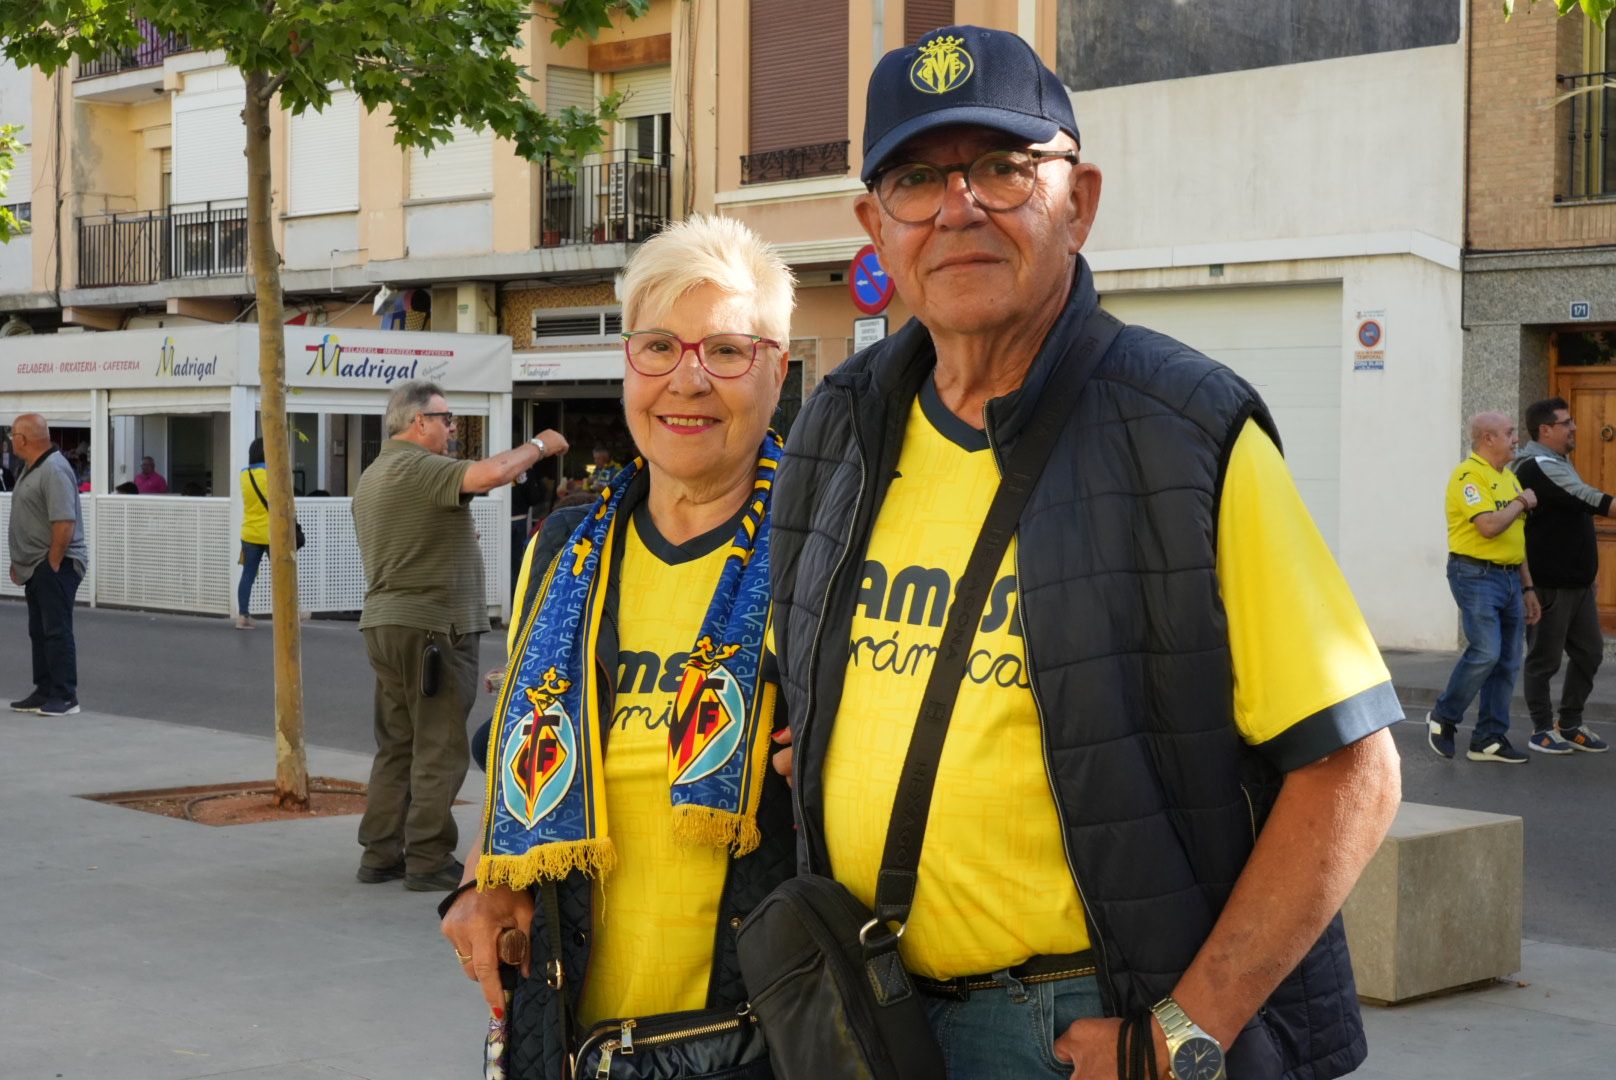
[499,495,797,1080]
[770,260,1368,1080]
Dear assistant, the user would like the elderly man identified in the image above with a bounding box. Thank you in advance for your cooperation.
[133,455,168,494]
[769,25,1403,1080]
[6,414,89,717]
[1428,412,1541,766]
[1509,398,1608,754]
[351,380,566,891]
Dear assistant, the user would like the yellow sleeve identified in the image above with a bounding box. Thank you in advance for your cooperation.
[506,529,540,658]
[1217,421,1401,770]
[1446,465,1489,524]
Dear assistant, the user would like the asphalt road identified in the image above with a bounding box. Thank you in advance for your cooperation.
[5,599,1613,952]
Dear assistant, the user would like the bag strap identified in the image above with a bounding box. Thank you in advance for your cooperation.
[870,307,1124,935]
[246,467,270,511]
[539,882,574,1058]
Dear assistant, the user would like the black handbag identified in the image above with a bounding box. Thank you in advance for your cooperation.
[247,468,306,550]
[736,309,1124,1080]
[523,885,775,1080]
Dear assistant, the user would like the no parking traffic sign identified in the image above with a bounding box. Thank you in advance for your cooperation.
[849,244,895,315]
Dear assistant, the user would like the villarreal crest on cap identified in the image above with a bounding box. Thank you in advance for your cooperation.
[861,24,1081,183]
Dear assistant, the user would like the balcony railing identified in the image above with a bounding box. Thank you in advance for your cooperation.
[740,140,849,185]
[77,20,189,79]
[77,203,248,288]
[537,150,672,248]
[1556,69,1616,203]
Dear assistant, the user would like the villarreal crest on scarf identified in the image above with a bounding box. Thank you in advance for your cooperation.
[670,635,746,787]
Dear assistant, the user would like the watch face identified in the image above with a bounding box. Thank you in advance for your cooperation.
[1171,1036,1224,1080]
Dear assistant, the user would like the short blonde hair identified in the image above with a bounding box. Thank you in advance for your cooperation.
[617,215,796,345]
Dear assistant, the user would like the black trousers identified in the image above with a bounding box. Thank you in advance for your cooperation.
[25,560,81,701]
[1523,584,1603,732]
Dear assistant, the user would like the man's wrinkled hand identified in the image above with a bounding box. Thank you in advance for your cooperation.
[1052,1016,1169,1079]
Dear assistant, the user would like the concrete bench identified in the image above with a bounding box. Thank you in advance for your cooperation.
[1341,802,1523,1005]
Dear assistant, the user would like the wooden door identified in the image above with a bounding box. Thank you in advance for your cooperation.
[1554,370,1616,631]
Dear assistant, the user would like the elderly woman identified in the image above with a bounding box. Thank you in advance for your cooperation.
[442,215,797,1080]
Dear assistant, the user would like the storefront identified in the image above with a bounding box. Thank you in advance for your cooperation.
[0,323,515,619]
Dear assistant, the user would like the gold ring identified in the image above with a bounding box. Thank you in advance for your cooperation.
[454,949,472,964]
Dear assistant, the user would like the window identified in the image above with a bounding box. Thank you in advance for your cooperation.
[289,89,360,213]
[905,0,954,45]
[745,0,849,181]
[409,122,493,200]
[532,309,623,341]
[4,141,30,227]
[172,67,247,206]
[547,66,595,120]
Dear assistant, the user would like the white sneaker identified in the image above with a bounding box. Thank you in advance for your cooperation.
[234,615,256,630]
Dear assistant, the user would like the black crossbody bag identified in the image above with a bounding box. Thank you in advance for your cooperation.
[736,309,1123,1080]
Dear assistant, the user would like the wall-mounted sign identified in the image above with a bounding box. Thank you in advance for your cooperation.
[1353,310,1386,373]
[1570,301,1592,321]
[853,316,888,353]
[849,244,895,315]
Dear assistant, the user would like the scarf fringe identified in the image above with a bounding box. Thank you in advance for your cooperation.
[476,839,617,892]
[672,804,762,857]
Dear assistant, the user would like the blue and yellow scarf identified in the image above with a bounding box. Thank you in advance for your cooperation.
[477,433,781,890]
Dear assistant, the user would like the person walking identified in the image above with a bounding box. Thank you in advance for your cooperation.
[1428,412,1542,764]
[236,437,271,630]
[1511,397,1611,754]
[770,26,1402,1079]
[351,380,566,891]
[5,413,89,717]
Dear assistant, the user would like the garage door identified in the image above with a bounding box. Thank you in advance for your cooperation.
[1100,284,1342,552]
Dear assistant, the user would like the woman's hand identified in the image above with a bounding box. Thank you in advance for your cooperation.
[442,867,535,1016]
[770,727,794,788]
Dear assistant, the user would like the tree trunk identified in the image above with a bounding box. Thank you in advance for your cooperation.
[244,70,309,810]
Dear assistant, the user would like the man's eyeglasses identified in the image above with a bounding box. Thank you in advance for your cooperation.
[419,411,454,425]
[870,148,1079,224]
[1550,418,1575,427]
[621,332,781,379]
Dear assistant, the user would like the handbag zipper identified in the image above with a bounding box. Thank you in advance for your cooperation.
[592,1011,756,1077]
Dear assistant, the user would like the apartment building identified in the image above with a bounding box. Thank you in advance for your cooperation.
[1465,5,1616,627]
[0,2,1506,647]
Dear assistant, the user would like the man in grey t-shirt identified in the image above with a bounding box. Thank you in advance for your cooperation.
[6,414,88,717]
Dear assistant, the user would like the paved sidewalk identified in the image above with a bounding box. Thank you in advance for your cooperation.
[3,704,1614,1078]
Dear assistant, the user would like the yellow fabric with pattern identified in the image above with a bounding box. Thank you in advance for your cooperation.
[1444,453,1525,565]
[575,514,731,1027]
[823,395,1088,979]
[824,405,1391,979]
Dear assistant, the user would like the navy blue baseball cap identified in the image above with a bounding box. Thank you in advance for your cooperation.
[860,25,1080,184]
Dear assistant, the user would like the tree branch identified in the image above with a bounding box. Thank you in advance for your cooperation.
[257,70,291,104]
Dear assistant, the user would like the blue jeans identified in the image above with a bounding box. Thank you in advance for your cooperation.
[238,541,268,615]
[922,973,1102,1079]
[1434,558,1524,744]
[25,560,81,701]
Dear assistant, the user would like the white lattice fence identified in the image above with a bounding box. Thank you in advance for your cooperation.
[247,496,504,616]
[0,493,98,604]
[94,496,233,614]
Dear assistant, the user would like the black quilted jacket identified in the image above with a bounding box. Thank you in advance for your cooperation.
[770,259,1400,1080]
[480,488,796,1080]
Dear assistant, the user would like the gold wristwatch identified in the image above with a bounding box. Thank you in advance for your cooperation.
[1150,996,1225,1080]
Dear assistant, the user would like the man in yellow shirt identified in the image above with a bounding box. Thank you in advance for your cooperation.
[1429,412,1542,764]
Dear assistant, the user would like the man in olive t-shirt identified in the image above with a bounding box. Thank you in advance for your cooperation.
[352,380,566,891]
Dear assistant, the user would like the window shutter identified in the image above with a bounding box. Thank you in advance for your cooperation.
[172,67,247,205]
[749,0,848,154]
[409,123,493,199]
[6,144,30,205]
[614,66,672,117]
[289,89,359,213]
[905,0,955,44]
[546,66,595,118]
